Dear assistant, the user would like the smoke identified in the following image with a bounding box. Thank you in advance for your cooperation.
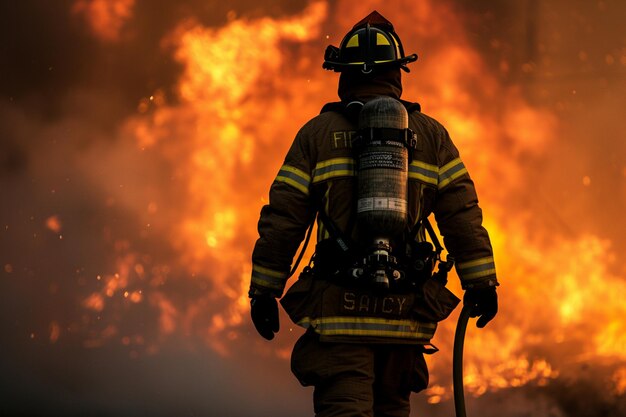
[72,0,136,42]
[1,0,625,416]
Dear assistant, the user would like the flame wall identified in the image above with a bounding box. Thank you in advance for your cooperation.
[1,0,625,416]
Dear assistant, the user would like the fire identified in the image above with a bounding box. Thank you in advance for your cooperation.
[64,0,625,409]
[79,1,329,355]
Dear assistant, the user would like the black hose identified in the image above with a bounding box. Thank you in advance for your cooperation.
[453,305,473,417]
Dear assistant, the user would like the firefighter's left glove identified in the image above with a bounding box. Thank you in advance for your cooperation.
[464,287,498,328]
[250,293,279,340]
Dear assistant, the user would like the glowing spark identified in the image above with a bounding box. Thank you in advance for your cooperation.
[83,293,105,312]
[45,215,62,233]
[49,321,61,343]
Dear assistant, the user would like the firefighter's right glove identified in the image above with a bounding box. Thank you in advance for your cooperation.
[463,287,498,328]
[250,293,279,340]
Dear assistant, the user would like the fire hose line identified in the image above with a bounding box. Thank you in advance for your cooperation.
[453,305,473,417]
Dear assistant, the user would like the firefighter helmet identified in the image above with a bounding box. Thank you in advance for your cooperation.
[323,11,417,73]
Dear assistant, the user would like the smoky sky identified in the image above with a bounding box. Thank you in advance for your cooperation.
[1,1,626,416]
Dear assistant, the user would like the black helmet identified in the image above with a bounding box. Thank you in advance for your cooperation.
[323,11,417,73]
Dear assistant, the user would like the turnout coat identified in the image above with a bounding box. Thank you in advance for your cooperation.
[250,97,497,344]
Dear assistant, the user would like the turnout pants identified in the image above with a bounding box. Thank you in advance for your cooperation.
[291,329,429,417]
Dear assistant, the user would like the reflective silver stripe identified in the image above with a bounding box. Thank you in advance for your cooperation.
[275,165,311,195]
[409,160,438,186]
[457,256,496,281]
[312,158,355,183]
[251,264,288,290]
[357,197,407,214]
[438,158,468,189]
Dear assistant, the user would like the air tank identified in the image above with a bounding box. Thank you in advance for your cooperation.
[356,97,409,242]
[354,97,410,289]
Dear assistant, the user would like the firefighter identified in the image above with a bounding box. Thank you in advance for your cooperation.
[249,10,499,417]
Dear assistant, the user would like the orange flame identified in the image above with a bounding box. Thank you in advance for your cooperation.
[116,1,329,353]
[73,0,625,406]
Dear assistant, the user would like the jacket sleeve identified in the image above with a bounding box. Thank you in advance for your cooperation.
[432,126,499,290]
[250,125,317,297]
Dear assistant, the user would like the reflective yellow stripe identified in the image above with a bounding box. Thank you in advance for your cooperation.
[251,264,288,290]
[438,157,468,189]
[409,160,438,186]
[346,34,359,48]
[376,33,391,46]
[275,164,310,195]
[307,316,436,328]
[314,170,355,182]
[391,36,401,57]
[275,176,309,195]
[312,158,355,183]
[458,256,494,269]
[457,256,496,281]
[315,158,354,169]
[252,265,285,277]
[297,316,437,340]
[280,165,311,182]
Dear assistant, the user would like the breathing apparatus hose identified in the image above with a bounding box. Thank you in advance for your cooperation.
[453,305,473,417]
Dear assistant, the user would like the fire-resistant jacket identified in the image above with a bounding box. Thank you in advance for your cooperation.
[251,99,498,344]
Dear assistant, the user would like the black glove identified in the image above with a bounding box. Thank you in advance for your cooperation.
[250,293,279,340]
[464,287,498,328]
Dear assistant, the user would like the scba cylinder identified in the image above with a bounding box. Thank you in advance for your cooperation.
[356,97,409,242]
